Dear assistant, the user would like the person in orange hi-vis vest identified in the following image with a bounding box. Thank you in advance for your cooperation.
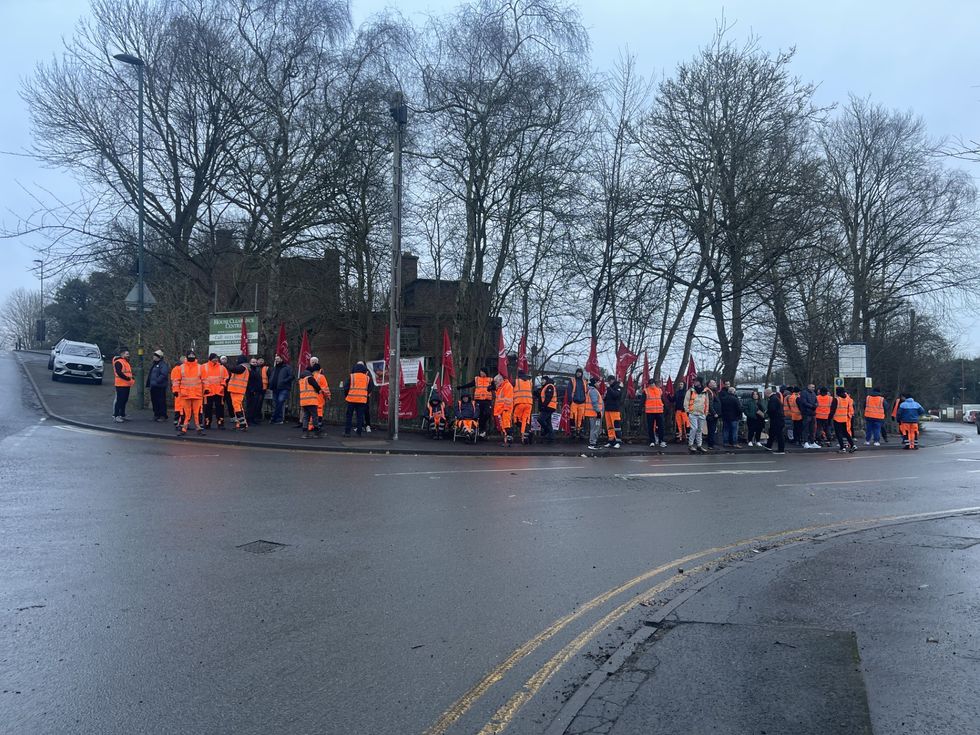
[512,372,534,443]
[896,394,925,449]
[112,349,134,422]
[174,351,205,435]
[298,361,328,437]
[493,374,514,446]
[202,353,229,429]
[343,361,372,437]
[863,388,886,446]
[169,356,185,431]
[644,377,666,448]
[226,357,251,431]
[673,380,690,442]
[832,387,856,453]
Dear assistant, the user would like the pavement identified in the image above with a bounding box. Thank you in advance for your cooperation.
[549,512,980,735]
[15,350,953,457]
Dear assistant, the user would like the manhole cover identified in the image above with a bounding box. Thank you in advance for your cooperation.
[237,540,287,554]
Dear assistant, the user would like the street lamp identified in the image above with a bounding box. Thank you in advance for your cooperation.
[387,92,408,440]
[113,52,146,409]
[33,258,45,345]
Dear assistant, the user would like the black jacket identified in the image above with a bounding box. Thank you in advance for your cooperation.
[270,362,294,391]
[719,392,742,422]
[767,393,784,420]
[344,363,374,397]
[246,365,264,392]
[603,382,622,412]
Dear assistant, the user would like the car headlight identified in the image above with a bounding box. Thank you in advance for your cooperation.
[54,360,66,368]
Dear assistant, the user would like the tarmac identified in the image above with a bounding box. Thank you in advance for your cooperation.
[16,350,954,457]
[547,511,980,735]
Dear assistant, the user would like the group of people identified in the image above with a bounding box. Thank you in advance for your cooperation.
[112,349,927,451]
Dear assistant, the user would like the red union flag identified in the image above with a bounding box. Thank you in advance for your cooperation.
[239,317,249,357]
[665,375,674,397]
[497,329,509,379]
[615,341,637,382]
[441,328,455,381]
[297,331,311,373]
[642,352,650,387]
[685,356,698,386]
[275,323,290,364]
[517,333,529,373]
[585,337,601,379]
[626,373,636,399]
[559,391,570,433]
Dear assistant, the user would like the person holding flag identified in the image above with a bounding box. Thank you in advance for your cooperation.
[538,375,558,443]
[567,368,588,439]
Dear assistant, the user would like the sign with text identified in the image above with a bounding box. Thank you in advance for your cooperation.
[837,343,867,378]
[209,315,258,358]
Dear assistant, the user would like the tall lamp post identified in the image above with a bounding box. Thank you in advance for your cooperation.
[113,52,146,409]
[387,92,408,439]
[32,258,45,346]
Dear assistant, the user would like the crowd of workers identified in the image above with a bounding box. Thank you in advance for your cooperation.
[108,348,927,453]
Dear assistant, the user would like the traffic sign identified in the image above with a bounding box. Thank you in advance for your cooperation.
[834,377,844,388]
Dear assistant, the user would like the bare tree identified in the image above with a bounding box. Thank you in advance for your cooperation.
[0,289,45,350]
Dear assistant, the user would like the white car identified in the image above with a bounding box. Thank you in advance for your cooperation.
[51,340,105,384]
[48,337,69,370]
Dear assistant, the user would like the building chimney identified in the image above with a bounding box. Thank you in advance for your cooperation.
[401,252,418,285]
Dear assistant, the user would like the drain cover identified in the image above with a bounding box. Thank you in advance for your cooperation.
[237,540,287,554]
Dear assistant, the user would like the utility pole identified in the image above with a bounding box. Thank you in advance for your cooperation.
[33,259,45,345]
[114,52,146,409]
[387,93,408,439]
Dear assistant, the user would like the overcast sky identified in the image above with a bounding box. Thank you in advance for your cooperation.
[2,0,978,351]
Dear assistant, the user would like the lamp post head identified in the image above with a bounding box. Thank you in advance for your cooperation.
[113,53,145,67]
[389,92,408,125]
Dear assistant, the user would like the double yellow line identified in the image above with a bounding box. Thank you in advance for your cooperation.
[425,506,980,735]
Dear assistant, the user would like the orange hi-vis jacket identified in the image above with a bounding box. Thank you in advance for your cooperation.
[494,381,514,413]
[113,357,134,387]
[644,385,664,413]
[474,376,492,401]
[202,361,229,396]
[539,384,557,410]
[865,395,885,420]
[346,372,369,403]
[787,394,802,421]
[316,374,330,408]
[299,372,326,407]
[227,364,249,395]
[834,395,854,423]
[175,361,204,400]
[514,378,533,406]
[261,365,270,391]
[815,394,833,420]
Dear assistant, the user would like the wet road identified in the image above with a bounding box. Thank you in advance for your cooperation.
[2,349,979,734]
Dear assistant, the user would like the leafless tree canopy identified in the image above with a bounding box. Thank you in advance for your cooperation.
[11,1,979,388]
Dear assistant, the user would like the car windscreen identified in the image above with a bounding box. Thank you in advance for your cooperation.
[62,345,101,358]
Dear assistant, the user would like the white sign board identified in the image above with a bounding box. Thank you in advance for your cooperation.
[838,343,867,378]
[368,357,425,386]
[208,315,258,358]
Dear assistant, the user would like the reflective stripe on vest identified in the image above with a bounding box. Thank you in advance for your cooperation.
[203,363,227,393]
[514,379,533,405]
[834,396,853,422]
[179,363,203,397]
[227,365,249,394]
[495,382,513,409]
[815,394,833,419]
[299,374,319,406]
[644,385,664,413]
[474,376,492,401]
[347,372,369,403]
[865,395,885,419]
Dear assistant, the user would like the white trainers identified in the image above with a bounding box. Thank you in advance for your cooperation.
[873,441,880,446]
[649,442,657,447]
[659,442,667,448]
[113,416,124,423]
[365,425,372,433]
[747,440,754,446]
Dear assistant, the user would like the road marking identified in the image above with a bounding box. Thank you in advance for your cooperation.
[52,425,107,436]
[777,476,919,488]
[425,505,980,735]
[619,469,786,478]
[643,460,777,467]
[955,458,980,462]
[374,465,584,477]
[826,455,877,461]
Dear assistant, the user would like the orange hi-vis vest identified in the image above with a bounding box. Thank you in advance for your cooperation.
[474,376,492,401]
[227,364,249,395]
[834,395,854,423]
[202,362,228,396]
[815,394,833,420]
[644,385,664,413]
[539,384,557,410]
[113,357,134,387]
[170,364,182,391]
[514,378,533,406]
[494,381,514,412]
[261,365,269,391]
[177,362,204,400]
[299,372,321,407]
[865,395,885,420]
[788,394,802,421]
[316,373,330,405]
[346,372,369,403]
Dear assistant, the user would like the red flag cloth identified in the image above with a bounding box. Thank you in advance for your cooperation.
[275,323,290,363]
[685,356,698,386]
[398,362,418,420]
[497,330,509,379]
[517,333,529,373]
[616,341,638,382]
[642,352,650,387]
[559,391,570,433]
[626,373,636,399]
[297,331,311,373]
[665,376,674,396]
[585,338,601,379]
[240,317,249,357]
[434,372,452,404]
[415,360,425,387]
[441,328,455,381]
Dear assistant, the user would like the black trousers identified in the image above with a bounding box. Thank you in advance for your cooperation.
[150,386,167,419]
[706,415,718,447]
[766,417,785,451]
[746,416,763,442]
[834,420,855,449]
[539,409,554,440]
[246,390,264,424]
[113,386,130,417]
[646,412,665,444]
[476,400,492,433]
[204,395,225,426]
